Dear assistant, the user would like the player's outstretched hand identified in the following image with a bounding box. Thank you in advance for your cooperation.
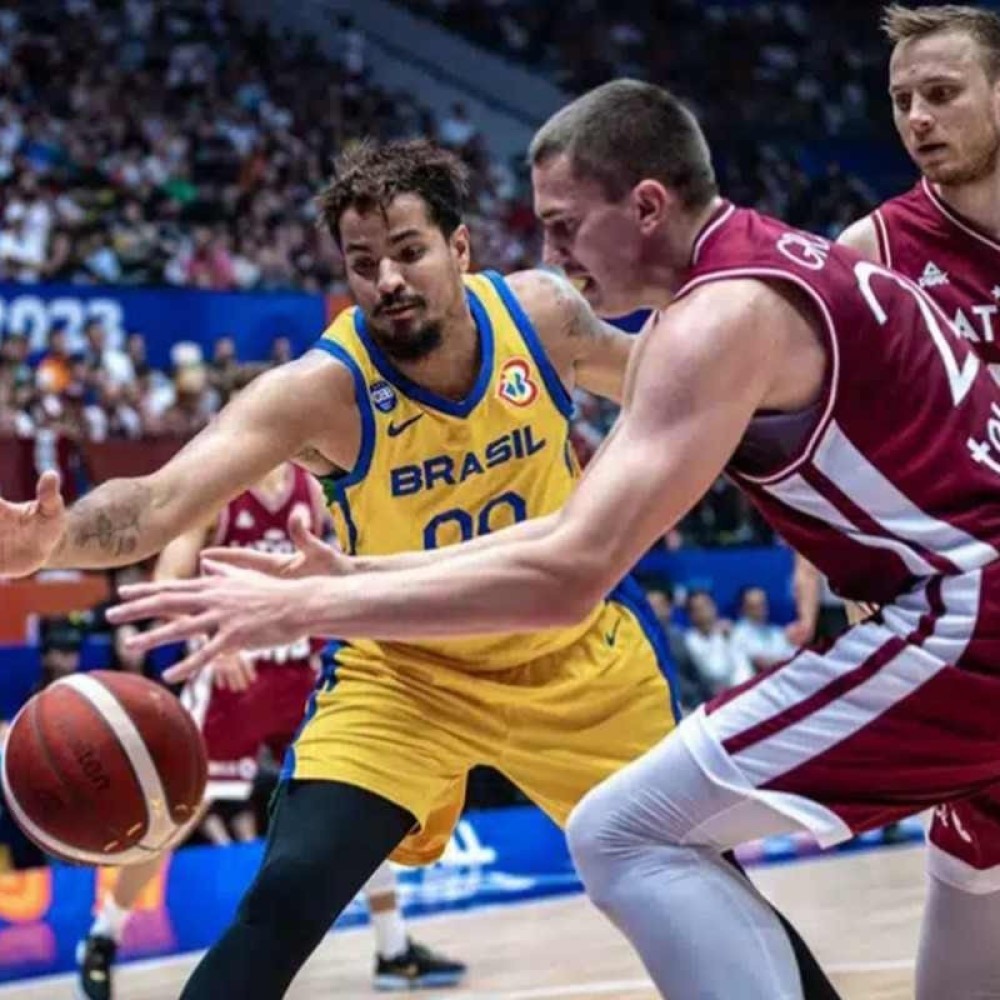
[199,507,349,579]
[0,471,66,578]
[211,652,258,692]
[108,564,311,685]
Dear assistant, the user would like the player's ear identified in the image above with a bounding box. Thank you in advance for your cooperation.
[450,223,472,273]
[631,180,671,236]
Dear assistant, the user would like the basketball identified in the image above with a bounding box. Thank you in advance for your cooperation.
[1,671,207,866]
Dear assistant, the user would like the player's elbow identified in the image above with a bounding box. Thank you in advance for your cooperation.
[530,548,616,629]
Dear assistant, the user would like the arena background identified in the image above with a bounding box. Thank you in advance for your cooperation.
[0,0,965,990]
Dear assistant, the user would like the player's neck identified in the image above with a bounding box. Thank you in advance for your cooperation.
[674,196,729,284]
[932,171,1000,239]
[395,310,481,402]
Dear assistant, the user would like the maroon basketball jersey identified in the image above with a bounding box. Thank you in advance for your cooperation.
[875,178,1000,370]
[676,203,1000,606]
[212,465,322,664]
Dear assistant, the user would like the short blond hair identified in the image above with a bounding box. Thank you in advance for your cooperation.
[882,4,1000,78]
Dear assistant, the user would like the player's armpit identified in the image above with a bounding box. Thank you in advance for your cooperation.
[506,268,634,404]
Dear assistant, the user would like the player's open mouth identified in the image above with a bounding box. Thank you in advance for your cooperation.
[917,142,947,156]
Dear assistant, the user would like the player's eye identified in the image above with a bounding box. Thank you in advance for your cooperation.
[549,219,577,241]
[892,93,911,114]
[398,245,425,263]
[927,85,959,105]
[350,258,377,278]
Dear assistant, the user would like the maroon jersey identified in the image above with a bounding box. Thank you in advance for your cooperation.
[211,464,324,664]
[874,178,1000,370]
[676,203,1000,606]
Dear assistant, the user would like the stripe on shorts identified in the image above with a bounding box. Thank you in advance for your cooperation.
[709,572,979,787]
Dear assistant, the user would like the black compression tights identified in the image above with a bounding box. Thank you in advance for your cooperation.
[180,780,415,1000]
[178,781,841,1000]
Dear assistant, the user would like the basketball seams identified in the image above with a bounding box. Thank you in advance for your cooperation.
[31,693,127,853]
[1,700,144,865]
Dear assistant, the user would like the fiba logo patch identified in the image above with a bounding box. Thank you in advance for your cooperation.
[496,358,538,407]
[369,380,398,413]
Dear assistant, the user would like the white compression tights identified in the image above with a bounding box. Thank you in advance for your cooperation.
[566,728,809,1000]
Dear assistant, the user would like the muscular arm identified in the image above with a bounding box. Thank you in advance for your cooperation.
[506,269,636,404]
[281,281,790,638]
[153,522,212,582]
[48,353,356,570]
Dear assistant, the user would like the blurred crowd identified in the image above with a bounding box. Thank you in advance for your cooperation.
[0,0,893,546]
[406,0,890,140]
[0,0,537,294]
[0,0,887,299]
[0,322,286,444]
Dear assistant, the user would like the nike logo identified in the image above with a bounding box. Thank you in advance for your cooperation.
[387,414,424,437]
[605,619,622,647]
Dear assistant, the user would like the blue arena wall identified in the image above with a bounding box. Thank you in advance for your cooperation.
[0,803,925,985]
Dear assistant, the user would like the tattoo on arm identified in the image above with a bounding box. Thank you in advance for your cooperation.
[52,480,155,566]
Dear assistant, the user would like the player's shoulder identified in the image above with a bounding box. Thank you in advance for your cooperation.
[502,267,590,347]
[316,300,361,346]
[835,214,882,260]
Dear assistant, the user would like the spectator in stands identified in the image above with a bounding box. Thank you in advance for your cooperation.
[0,372,33,438]
[729,585,795,675]
[646,586,711,712]
[0,204,45,282]
[159,364,211,438]
[35,325,72,395]
[84,319,134,389]
[269,335,292,366]
[35,615,87,692]
[683,589,752,696]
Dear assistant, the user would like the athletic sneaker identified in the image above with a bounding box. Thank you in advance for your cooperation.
[373,938,467,990]
[75,934,116,1000]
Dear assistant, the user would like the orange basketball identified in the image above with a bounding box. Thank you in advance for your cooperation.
[1,671,206,865]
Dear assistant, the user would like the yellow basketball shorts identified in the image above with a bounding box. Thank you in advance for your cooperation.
[283,585,678,865]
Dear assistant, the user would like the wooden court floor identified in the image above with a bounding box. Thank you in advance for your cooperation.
[0,844,925,999]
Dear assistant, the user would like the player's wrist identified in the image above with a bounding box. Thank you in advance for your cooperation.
[287,578,333,637]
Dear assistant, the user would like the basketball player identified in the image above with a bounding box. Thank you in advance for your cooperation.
[114,81,1000,1000]
[76,461,464,999]
[0,138,837,1000]
[792,3,1000,643]
[790,14,1000,985]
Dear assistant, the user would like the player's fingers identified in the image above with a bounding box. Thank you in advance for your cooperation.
[125,612,219,652]
[118,578,207,601]
[242,658,257,687]
[199,558,243,579]
[199,547,281,573]
[163,640,223,685]
[107,590,207,625]
[35,470,64,518]
[287,506,312,547]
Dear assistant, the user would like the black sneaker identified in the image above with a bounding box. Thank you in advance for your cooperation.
[75,934,116,1000]
[373,938,467,991]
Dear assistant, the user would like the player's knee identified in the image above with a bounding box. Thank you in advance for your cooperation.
[567,786,636,908]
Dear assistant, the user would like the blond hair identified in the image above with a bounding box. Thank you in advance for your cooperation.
[883,4,1000,78]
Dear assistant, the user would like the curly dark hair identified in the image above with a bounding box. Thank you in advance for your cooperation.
[317,139,471,247]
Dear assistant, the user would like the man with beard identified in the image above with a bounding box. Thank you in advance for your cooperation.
[0,137,839,1000]
[112,81,1000,1000]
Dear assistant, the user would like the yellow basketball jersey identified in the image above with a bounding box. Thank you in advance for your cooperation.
[314,270,602,671]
